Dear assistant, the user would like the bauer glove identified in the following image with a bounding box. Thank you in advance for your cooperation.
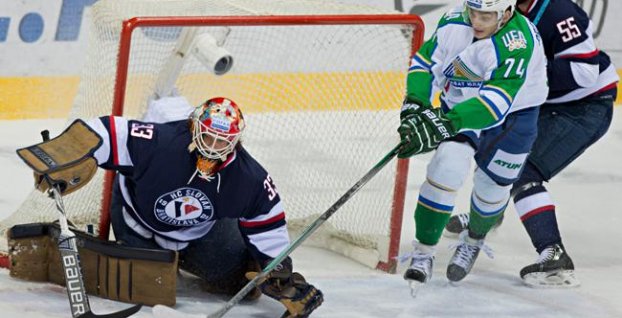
[245,257,323,318]
[400,98,431,120]
[397,108,457,158]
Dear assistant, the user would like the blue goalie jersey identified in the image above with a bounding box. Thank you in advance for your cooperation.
[85,116,289,263]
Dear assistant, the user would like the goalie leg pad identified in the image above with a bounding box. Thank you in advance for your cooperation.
[8,223,178,306]
[16,119,102,195]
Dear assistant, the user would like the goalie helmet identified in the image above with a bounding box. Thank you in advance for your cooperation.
[463,0,516,29]
[190,97,245,161]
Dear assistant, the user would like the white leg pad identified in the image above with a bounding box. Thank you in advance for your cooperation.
[472,168,511,213]
[426,141,475,192]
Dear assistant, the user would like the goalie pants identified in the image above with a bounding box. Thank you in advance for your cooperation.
[512,93,615,252]
[110,176,250,286]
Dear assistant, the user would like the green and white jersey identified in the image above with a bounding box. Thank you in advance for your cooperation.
[406,4,548,130]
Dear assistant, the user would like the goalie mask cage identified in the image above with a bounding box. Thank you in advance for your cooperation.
[0,0,424,273]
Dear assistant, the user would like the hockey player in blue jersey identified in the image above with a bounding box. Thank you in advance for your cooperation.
[21,97,323,317]
[445,0,619,288]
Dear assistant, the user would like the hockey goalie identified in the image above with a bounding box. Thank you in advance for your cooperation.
[10,95,323,318]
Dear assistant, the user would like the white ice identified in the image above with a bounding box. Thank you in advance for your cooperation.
[1,111,621,317]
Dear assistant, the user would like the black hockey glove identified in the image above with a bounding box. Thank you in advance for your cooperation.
[398,108,457,158]
[400,98,430,120]
[245,257,323,317]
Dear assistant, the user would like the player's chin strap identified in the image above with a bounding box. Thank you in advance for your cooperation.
[40,130,143,318]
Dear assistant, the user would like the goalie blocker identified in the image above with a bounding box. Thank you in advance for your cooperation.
[7,223,178,306]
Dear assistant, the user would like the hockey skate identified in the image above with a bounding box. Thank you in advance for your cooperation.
[520,244,579,288]
[444,213,504,238]
[446,230,493,283]
[399,242,435,297]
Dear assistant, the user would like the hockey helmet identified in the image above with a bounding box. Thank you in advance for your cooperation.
[191,97,245,161]
[463,0,516,29]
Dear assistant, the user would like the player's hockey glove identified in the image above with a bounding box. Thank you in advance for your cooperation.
[400,98,430,120]
[398,108,457,158]
[245,257,323,317]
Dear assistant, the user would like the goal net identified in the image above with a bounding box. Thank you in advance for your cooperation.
[0,0,423,273]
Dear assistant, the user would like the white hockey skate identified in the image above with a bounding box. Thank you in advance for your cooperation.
[399,241,435,297]
[520,244,580,288]
[446,230,493,283]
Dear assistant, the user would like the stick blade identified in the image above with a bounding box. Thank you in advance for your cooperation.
[77,304,143,318]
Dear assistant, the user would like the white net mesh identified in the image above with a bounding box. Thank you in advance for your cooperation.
[1,0,420,269]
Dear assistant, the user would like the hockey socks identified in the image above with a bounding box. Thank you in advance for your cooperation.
[513,184,562,252]
[414,195,453,245]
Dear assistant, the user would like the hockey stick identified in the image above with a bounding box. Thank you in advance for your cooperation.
[206,141,406,318]
[40,130,142,318]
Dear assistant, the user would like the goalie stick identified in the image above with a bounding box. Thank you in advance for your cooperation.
[40,130,142,318]
[153,141,405,318]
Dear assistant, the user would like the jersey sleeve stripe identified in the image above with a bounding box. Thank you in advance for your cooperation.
[553,34,597,59]
[482,84,513,104]
[476,96,502,121]
[557,49,599,60]
[85,118,111,164]
[413,52,432,69]
[245,226,290,258]
[109,115,119,166]
[239,201,284,223]
[239,212,285,228]
[111,117,133,166]
[408,66,429,74]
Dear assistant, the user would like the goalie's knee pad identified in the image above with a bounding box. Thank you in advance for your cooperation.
[472,168,511,212]
[426,141,475,192]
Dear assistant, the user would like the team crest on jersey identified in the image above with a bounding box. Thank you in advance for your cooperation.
[502,30,527,52]
[444,57,482,88]
[154,187,214,226]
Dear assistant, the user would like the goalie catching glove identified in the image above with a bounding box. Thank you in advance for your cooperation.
[245,257,323,317]
[16,120,102,195]
[398,101,457,158]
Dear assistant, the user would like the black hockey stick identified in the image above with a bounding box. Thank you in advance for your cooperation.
[207,141,406,318]
[40,130,142,318]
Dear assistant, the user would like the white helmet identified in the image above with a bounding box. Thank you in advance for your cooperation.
[464,0,516,29]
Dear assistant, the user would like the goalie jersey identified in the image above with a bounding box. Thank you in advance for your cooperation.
[406,5,548,130]
[519,0,618,103]
[85,116,288,263]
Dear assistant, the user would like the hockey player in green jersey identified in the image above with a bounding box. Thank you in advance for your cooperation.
[397,0,547,288]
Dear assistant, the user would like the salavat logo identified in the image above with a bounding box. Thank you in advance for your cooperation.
[494,159,522,170]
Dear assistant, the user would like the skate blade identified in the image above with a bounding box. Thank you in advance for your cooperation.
[406,279,426,298]
[522,270,580,288]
